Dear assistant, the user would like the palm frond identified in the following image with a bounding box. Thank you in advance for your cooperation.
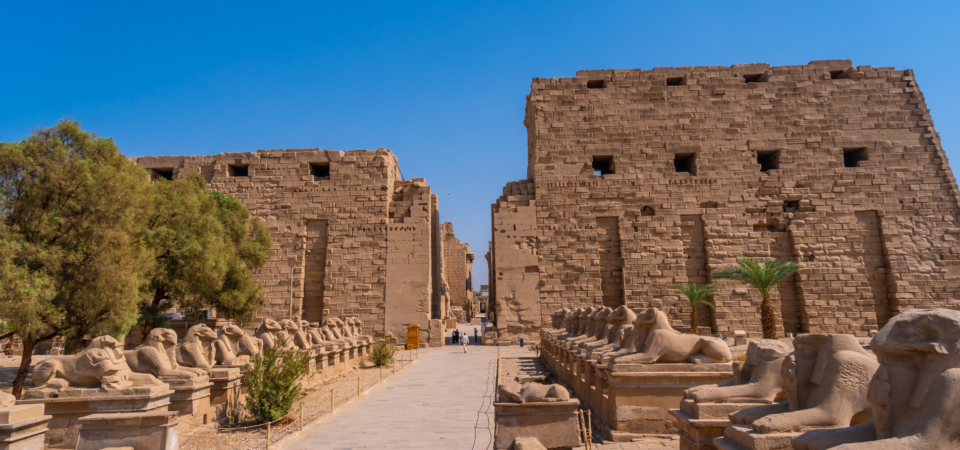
[674,282,719,309]
[711,255,799,299]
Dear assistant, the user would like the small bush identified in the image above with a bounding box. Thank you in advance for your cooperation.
[243,337,311,424]
[734,353,748,362]
[368,338,399,367]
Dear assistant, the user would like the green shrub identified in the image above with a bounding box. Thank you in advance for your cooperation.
[368,338,399,367]
[243,338,311,424]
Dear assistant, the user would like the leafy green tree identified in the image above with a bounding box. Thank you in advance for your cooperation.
[137,175,272,334]
[0,120,153,397]
[674,282,718,333]
[711,255,799,339]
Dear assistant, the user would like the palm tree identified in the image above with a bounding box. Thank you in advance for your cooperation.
[712,255,800,339]
[674,283,718,334]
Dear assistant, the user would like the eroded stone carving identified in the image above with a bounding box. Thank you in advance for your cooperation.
[610,307,732,364]
[583,305,637,359]
[214,323,260,365]
[686,339,792,404]
[794,309,960,450]
[730,333,877,434]
[26,336,163,397]
[176,324,218,370]
[498,381,571,403]
[256,318,284,349]
[0,391,13,407]
[281,319,313,350]
[125,328,209,384]
[347,317,373,344]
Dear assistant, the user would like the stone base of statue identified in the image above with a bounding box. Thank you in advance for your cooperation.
[17,384,173,449]
[669,399,767,450]
[596,362,734,441]
[166,378,212,431]
[75,411,178,450]
[209,367,243,422]
[493,400,582,450]
[0,404,51,450]
[315,349,338,382]
[713,424,801,450]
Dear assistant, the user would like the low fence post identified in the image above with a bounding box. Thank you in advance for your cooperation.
[330,390,334,412]
[300,401,304,431]
[266,422,271,450]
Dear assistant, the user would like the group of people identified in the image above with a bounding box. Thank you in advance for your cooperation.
[451,328,479,345]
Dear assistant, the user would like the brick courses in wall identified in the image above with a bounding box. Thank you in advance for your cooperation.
[488,60,960,342]
[133,148,471,342]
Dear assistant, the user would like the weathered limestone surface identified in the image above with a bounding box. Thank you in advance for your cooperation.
[0,404,50,450]
[794,309,960,450]
[714,334,877,450]
[490,60,960,343]
[541,307,734,441]
[18,336,173,448]
[75,412,178,450]
[133,149,472,344]
[670,340,792,450]
[495,382,581,450]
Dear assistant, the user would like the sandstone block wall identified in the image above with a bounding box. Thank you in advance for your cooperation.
[134,148,469,340]
[490,60,960,341]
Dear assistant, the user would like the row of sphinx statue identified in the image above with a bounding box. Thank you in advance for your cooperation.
[543,305,733,364]
[544,305,960,449]
[21,316,372,399]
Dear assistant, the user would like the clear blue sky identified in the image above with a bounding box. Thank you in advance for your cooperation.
[3,1,959,288]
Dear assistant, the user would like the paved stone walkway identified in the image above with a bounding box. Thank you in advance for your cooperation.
[284,323,527,450]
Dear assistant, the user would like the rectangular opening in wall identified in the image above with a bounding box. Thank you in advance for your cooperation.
[592,155,614,176]
[743,74,763,83]
[830,70,845,79]
[757,150,780,172]
[674,153,696,174]
[228,164,248,177]
[843,148,868,168]
[310,162,330,179]
[783,200,799,212]
[666,77,683,86]
[151,168,173,181]
[587,80,605,89]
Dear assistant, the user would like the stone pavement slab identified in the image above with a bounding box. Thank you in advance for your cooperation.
[284,324,529,450]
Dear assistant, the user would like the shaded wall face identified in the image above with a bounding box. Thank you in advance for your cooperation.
[520,61,960,338]
[490,179,540,342]
[134,149,438,337]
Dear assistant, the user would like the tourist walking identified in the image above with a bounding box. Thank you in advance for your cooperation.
[461,331,468,352]
[474,328,479,345]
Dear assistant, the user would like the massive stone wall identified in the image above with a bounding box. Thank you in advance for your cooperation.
[441,222,475,321]
[134,148,468,341]
[490,60,960,342]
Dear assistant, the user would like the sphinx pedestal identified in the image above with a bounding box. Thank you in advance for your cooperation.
[208,367,243,421]
[669,399,767,450]
[75,411,178,450]
[494,400,582,450]
[17,384,173,449]
[167,379,212,431]
[0,404,51,450]
[713,424,801,450]
[597,363,734,441]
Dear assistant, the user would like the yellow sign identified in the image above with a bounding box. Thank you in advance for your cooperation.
[406,325,420,350]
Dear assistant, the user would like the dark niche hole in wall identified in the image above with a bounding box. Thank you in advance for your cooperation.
[743,74,763,83]
[587,80,605,89]
[151,168,173,181]
[666,77,683,86]
[641,206,655,216]
[757,150,780,172]
[830,70,844,79]
[311,162,331,179]
[784,200,800,212]
[228,164,248,177]
[674,153,696,174]
[843,148,868,168]
[593,155,614,176]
